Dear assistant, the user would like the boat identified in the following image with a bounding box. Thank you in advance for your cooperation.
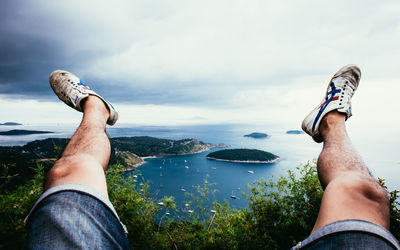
[248,170,254,174]
[231,190,237,199]
[185,166,189,169]
[181,188,186,192]
[158,202,164,206]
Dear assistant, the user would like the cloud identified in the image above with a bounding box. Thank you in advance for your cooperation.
[0,0,400,110]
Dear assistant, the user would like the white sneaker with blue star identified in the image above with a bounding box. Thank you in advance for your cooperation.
[49,70,118,125]
[301,65,361,142]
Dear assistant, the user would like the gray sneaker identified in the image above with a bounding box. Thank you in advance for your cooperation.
[49,70,118,125]
[301,65,361,142]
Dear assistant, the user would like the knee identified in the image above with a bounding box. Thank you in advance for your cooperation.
[328,173,389,212]
[45,154,101,186]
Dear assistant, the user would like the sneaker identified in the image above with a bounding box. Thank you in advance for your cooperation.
[49,70,118,125]
[301,65,361,142]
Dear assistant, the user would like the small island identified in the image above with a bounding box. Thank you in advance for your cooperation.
[286,130,304,135]
[0,129,54,136]
[244,132,269,139]
[206,149,279,163]
[0,122,22,126]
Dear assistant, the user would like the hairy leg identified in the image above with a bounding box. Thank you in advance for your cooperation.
[45,96,111,197]
[312,111,389,232]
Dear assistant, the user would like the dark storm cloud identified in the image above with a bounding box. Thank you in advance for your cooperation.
[0,1,89,99]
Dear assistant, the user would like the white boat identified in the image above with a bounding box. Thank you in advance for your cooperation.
[185,166,189,169]
[158,202,164,206]
[231,190,237,199]
[181,188,186,192]
[248,170,255,174]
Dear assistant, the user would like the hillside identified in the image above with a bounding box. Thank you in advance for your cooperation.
[0,136,221,189]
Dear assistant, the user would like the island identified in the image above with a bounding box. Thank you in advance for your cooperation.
[206,149,279,163]
[286,130,304,135]
[244,132,269,139]
[0,129,54,135]
[0,136,226,188]
[0,122,22,126]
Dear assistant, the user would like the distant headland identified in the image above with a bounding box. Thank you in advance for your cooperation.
[206,149,279,163]
[0,122,22,126]
[0,129,53,136]
[244,132,269,139]
[286,130,304,135]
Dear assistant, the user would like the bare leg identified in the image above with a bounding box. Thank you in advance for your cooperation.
[45,96,111,198]
[312,111,389,232]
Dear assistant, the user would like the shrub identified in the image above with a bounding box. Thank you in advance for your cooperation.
[1,161,399,250]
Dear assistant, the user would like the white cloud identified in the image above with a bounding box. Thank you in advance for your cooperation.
[1,0,400,127]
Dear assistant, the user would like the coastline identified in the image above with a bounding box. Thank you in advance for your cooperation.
[206,156,280,164]
[123,144,227,171]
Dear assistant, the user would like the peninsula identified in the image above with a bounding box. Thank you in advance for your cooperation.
[206,149,279,163]
[0,129,53,135]
[244,132,269,139]
[0,136,225,187]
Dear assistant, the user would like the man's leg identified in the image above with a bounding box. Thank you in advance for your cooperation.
[24,70,130,250]
[45,95,111,197]
[312,111,389,232]
[298,65,399,249]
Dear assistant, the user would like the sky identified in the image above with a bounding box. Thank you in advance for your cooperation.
[1,0,400,135]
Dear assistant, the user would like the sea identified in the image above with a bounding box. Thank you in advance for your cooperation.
[1,123,399,214]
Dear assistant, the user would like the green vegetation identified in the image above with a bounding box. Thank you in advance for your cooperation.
[111,136,214,157]
[207,149,279,163]
[2,161,399,249]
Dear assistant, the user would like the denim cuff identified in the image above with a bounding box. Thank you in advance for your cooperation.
[24,183,127,234]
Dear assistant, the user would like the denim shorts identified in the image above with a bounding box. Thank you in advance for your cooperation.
[292,219,400,249]
[23,183,131,250]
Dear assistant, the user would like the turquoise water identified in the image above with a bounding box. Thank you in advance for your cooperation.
[113,124,321,210]
[1,123,399,212]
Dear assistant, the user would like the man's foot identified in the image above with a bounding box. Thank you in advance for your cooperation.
[49,70,118,125]
[301,65,361,142]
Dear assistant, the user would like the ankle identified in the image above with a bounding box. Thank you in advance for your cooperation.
[319,111,346,137]
[83,96,110,120]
